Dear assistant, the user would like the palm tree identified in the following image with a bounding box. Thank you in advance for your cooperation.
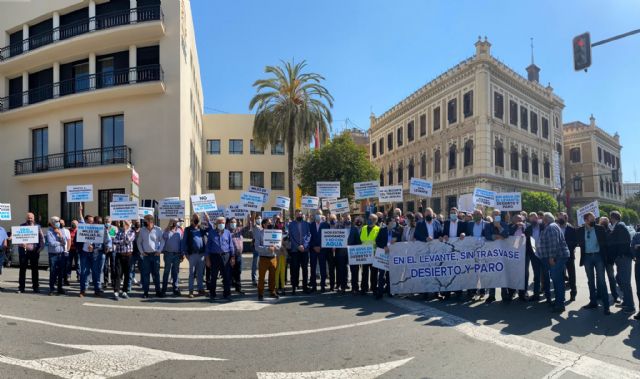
[249,60,333,217]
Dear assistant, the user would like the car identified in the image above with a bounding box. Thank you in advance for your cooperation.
[7,244,50,268]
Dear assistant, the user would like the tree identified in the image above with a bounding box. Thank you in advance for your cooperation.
[295,134,378,201]
[249,60,333,217]
[522,191,558,214]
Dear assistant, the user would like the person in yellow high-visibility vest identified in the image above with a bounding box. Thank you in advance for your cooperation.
[359,214,380,295]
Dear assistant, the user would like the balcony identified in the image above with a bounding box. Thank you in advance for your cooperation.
[15,146,132,176]
[0,64,163,113]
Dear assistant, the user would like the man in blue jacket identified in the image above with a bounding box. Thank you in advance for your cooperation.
[287,209,311,295]
[608,211,635,314]
[464,209,492,300]
[336,213,360,294]
[415,207,443,242]
[309,211,330,292]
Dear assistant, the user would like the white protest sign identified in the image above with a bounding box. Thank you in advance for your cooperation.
[240,191,264,211]
[110,201,139,221]
[224,204,249,219]
[191,193,218,213]
[208,209,227,220]
[458,194,475,213]
[379,185,403,203]
[321,229,349,248]
[576,200,600,226]
[316,181,340,198]
[329,198,350,214]
[66,185,93,202]
[262,210,281,220]
[138,207,155,218]
[321,198,336,211]
[301,195,320,210]
[263,229,282,248]
[348,245,374,265]
[553,151,562,189]
[495,192,522,212]
[354,181,379,200]
[248,186,270,204]
[473,188,496,207]
[159,199,185,220]
[76,224,105,243]
[409,178,433,197]
[275,196,290,210]
[0,203,11,221]
[11,226,39,244]
[373,247,390,271]
[112,193,129,203]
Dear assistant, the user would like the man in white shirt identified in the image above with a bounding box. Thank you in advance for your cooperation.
[137,215,165,298]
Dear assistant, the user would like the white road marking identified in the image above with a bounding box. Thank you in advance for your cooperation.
[256,357,413,379]
[0,313,407,340]
[0,343,223,379]
[384,297,640,379]
[82,299,274,311]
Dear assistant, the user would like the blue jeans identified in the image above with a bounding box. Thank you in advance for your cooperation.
[251,250,259,282]
[162,252,182,292]
[79,252,93,293]
[187,253,205,292]
[128,253,143,292]
[48,253,66,292]
[542,256,567,307]
[91,252,106,293]
[615,255,635,310]
[310,249,327,289]
[142,254,161,294]
[583,253,609,309]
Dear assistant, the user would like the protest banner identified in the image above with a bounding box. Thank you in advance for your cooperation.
[76,224,105,243]
[191,193,218,213]
[553,151,562,189]
[138,207,154,218]
[158,199,185,219]
[208,209,227,220]
[379,185,403,203]
[354,181,379,200]
[66,185,93,202]
[576,200,600,226]
[347,245,374,265]
[316,181,340,198]
[224,204,249,219]
[458,194,475,213]
[495,192,522,211]
[240,191,264,211]
[388,236,526,294]
[0,203,11,221]
[110,201,139,221]
[248,186,270,204]
[321,229,349,248]
[112,193,129,203]
[373,247,389,271]
[329,198,350,214]
[473,188,496,207]
[263,229,283,247]
[409,178,433,197]
[321,198,336,211]
[11,225,39,244]
[262,210,281,220]
[275,196,290,210]
[301,196,320,210]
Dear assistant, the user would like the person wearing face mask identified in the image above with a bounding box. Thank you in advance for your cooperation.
[18,212,45,293]
[607,211,635,314]
[182,213,206,298]
[308,211,330,293]
[112,220,136,300]
[576,212,610,315]
[442,207,466,242]
[334,213,359,294]
[203,214,235,301]
[87,215,112,296]
[359,214,380,295]
[66,220,80,285]
[250,215,263,287]
[161,218,184,297]
[556,212,578,301]
[484,209,510,304]
[509,214,529,301]
[102,216,116,289]
[524,212,547,302]
[630,225,640,320]
[599,216,620,304]
[538,212,570,313]
[228,217,245,295]
[415,207,443,243]
[464,209,491,300]
[128,220,143,293]
[349,216,365,294]
[137,214,164,299]
[287,209,311,295]
[325,214,340,292]
[255,218,279,300]
[57,219,71,287]
[401,213,416,242]
[45,216,69,296]
[374,216,399,299]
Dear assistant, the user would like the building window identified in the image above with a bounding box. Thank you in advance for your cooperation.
[387,165,393,185]
[616,157,620,169]
[397,161,404,183]
[372,142,377,158]
[60,192,83,224]
[542,117,549,139]
[408,158,415,178]
[379,170,384,186]
[463,140,473,167]
[520,106,528,130]
[419,114,427,136]
[64,121,83,167]
[522,152,529,174]
[447,98,457,124]
[556,142,562,156]
[397,127,403,147]
[207,171,220,190]
[387,133,393,151]
[229,139,243,154]
[206,139,220,154]
[570,148,581,163]
[407,121,414,142]
[229,171,243,189]
[101,115,124,163]
[28,194,48,227]
[494,92,504,119]
[511,147,519,171]
[98,189,124,218]
[432,198,441,214]
[434,149,441,174]
[495,140,504,168]
[463,91,473,118]
[448,144,457,170]
[509,100,518,126]
[271,172,285,190]
[271,141,284,155]
[544,160,551,178]
[420,154,427,177]
[378,138,384,155]
[250,140,264,155]
[32,127,49,172]
[250,171,264,188]
[532,154,539,176]
[530,112,538,135]
[600,178,604,192]
[598,147,602,162]
[433,107,441,131]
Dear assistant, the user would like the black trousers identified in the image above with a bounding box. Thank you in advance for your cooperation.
[209,253,232,297]
[566,257,577,296]
[360,264,377,293]
[19,250,40,291]
[335,249,349,291]
[231,254,242,290]
[350,265,361,292]
[326,249,337,290]
[289,250,309,291]
[103,251,113,286]
[113,254,131,293]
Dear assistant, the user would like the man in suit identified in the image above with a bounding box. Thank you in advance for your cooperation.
[441,207,467,299]
[336,213,360,294]
[374,217,399,299]
[288,209,311,295]
[464,209,491,300]
[415,207,443,242]
[485,209,510,304]
[308,211,330,292]
[557,212,578,301]
[576,212,610,315]
[509,214,530,301]
[608,211,635,314]
[525,212,548,302]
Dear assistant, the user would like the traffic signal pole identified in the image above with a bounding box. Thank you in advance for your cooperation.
[591,28,640,47]
[573,28,639,71]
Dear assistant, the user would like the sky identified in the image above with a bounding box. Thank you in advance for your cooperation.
[192,0,640,181]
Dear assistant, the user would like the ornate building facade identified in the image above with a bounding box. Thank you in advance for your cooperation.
[369,38,565,213]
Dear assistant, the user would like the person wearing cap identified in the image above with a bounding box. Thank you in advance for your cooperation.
[182,213,206,298]
[112,220,136,300]
[203,213,235,301]
[255,218,279,300]
[137,214,165,298]
[45,216,69,295]
[161,218,184,297]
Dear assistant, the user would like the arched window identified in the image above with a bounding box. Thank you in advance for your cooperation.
[397,160,404,183]
[511,147,519,171]
[531,153,539,176]
[408,158,415,179]
[420,154,427,177]
[543,159,551,178]
[434,150,441,174]
[448,144,457,170]
[387,165,393,185]
[464,140,473,167]
[495,140,504,168]
[521,151,529,174]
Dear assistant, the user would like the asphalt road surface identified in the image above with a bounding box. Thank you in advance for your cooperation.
[0,254,638,379]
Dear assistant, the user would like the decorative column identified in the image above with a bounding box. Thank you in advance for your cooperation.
[53,62,60,97]
[52,12,60,41]
[22,24,29,52]
[89,53,96,89]
[89,0,96,31]
[22,72,28,105]
[129,45,137,83]
[130,0,138,23]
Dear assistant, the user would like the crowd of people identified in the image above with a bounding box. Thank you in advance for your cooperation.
[0,204,638,321]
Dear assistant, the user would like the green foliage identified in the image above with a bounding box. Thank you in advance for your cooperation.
[599,203,639,225]
[295,134,378,199]
[521,191,558,214]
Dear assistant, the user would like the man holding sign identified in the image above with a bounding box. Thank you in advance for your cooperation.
[309,211,330,292]
[17,213,45,294]
[254,218,280,300]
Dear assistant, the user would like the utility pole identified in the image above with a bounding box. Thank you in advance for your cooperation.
[573,28,640,71]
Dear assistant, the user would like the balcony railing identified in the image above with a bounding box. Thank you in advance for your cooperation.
[0,5,163,61]
[15,146,132,176]
[0,64,163,112]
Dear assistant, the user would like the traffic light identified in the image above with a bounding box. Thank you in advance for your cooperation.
[573,32,592,71]
[612,168,620,183]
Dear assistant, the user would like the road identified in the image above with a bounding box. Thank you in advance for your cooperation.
[0,254,638,379]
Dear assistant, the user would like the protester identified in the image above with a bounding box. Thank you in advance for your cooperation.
[349,216,365,294]
[538,212,570,313]
[18,212,44,294]
[464,209,490,300]
[0,224,7,290]
[415,207,442,242]
[509,214,529,301]
[485,209,510,304]
[402,212,417,242]
[608,211,635,314]
[525,212,547,302]
[309,211,330,293]
[112,220,136,300]
[288,209,310,295]
[251,215,262,287]
[77,206,94,297]
[58,219,71,288]
[228,217,245,295]
[204,214,235,301]
[128,220,143,292]
[442,207,466,241]
[557,212,578,301]
[599,216,620,303]
[326,213,339,292]
[631,225,640,320]
[91,216,109,294]
[66,219,79,285]
[45,216,68,296]
[275,233,287,296]
[102,216,117,289]
[577,212,610,315]
[374,216,397,299]
[137,214,164,298]
[255,218,279,300]
[182,213,206,298]
[161,218,183,297]
[359,213,380,295]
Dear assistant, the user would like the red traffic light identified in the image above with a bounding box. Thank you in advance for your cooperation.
[573,32,592,71]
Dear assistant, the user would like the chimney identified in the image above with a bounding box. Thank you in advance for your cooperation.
[474,36,491,58]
